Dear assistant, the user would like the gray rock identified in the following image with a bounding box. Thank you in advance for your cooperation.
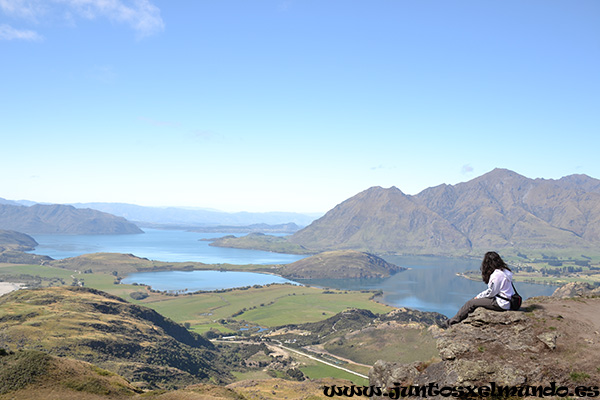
[370,306,563,397]
[552,282,600,298]
[537,331,559,350]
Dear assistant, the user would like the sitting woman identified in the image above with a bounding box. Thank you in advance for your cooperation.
[447,251,514,326]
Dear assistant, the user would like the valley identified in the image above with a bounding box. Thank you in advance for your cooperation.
[1,169,600,398]
[0,260,442,396]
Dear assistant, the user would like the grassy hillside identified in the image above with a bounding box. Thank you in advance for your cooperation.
[0,287,230,388]
[0,350,142,400]
[265,308,443,367]
[0,349,351,399]
[0,230,38,252]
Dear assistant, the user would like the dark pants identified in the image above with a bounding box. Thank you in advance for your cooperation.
[448,297,504,325]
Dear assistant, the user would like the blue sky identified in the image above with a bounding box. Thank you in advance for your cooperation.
[1,1,599,213]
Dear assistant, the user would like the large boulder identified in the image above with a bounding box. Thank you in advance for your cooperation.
[552,281,600,298]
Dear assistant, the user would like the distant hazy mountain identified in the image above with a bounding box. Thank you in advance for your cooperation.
[190,222,301,234]
[69,202,320,227]
[0,203,143,235]
[0,197,22,206]
[289,169,600,256]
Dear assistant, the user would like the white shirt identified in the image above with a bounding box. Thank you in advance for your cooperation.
[475,268,514,310]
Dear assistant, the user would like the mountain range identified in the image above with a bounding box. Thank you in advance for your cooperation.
[0,203,142,235]
[68,202,319,227]
[287,168,600,256]
[0,198,319,229]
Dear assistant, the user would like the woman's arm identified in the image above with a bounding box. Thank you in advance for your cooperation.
[474,271,503,299]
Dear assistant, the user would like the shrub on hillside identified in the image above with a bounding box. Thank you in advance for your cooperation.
[129,291,148,300]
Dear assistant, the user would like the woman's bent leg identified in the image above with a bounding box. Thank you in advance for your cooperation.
[448,297,503,325]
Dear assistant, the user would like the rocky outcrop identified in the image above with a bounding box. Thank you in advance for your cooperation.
[370,297,600,399]
[552,281,600,298]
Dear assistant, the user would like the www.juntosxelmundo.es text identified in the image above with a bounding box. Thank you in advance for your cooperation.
[322,382,600,398]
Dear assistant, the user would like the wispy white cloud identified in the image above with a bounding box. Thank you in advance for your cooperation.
[0,0,164,38]
[461,164,474,175]
[0,23,42,40]
[0,0,46,20]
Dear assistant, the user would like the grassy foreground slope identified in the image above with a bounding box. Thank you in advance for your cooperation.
[0,286,230,387]
[0,349,352,400]
[0,350,142,400]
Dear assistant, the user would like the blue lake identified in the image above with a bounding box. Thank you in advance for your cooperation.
[28,229,557,317]
[28,228,306,265]
[121,270,298,292]
[296,255,557,317]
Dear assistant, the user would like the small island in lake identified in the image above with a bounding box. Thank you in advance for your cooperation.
[279,250,405,280]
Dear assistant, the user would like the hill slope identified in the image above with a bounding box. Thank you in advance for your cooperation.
[280,250,405,279]
[289,169,600,256]
[0,204,142,235]
[0,287,229,387]
[0,230,38,252]
[0,350,141,400]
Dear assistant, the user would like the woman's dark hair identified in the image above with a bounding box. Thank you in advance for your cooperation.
[480,251,511,284]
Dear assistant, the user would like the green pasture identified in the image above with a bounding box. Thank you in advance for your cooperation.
[0,263,392,332]
[237,289,392,326]
[140,284,392,331]
[0,263,73,281]
[299,363,368,386]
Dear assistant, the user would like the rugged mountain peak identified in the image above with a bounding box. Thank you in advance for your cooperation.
[290,183,470,255]
[290,168,600,256]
